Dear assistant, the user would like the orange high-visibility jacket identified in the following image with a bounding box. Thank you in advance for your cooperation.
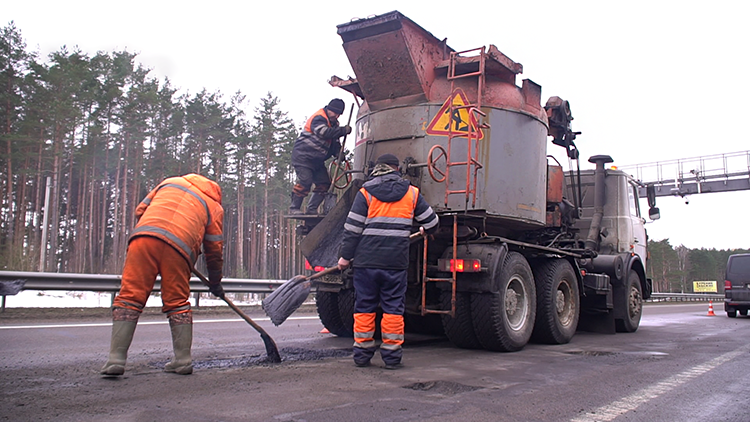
[291,107,345,167]
[130,174,224,282]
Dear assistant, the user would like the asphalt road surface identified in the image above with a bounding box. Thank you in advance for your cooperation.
[1,302,748,422]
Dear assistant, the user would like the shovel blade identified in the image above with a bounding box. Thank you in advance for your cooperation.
[0,279,26,296]
[322,192,338,215]
[262,275,312,326]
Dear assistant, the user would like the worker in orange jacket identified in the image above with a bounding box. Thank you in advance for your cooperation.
[289,98,351,215]
[101,173,225,376]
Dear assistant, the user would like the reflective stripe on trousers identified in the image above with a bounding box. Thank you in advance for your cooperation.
[380,313,404,351]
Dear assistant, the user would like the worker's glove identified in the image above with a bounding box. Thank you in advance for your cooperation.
[208,283,225,299]
[337,257,350,271]
[344,125,352,135]
[329,141,342,159]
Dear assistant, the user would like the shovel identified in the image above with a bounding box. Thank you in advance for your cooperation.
[264,231,426,326]
[323,104,355,214]
[262,266,339,326]
[190,266,282,363]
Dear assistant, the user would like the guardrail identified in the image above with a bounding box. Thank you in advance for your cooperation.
[0,270,287,312]
[648,293,724,302]
[0,270,285,293]
[1,271,725,309]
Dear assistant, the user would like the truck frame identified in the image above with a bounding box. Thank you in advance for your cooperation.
[296,11,658,351]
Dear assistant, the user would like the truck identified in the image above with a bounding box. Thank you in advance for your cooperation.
[297,11,660,352]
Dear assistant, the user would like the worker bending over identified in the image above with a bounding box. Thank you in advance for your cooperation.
[101,173,225,376]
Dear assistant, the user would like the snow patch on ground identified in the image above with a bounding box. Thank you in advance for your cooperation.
[3,290,260,308]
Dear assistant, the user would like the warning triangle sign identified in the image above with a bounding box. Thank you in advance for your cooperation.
[425,88,484,139]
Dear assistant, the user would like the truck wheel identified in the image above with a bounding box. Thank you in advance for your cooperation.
[440,291,482,349]
[471,252,536,352]
[615,270,643,333]
[531,259,579,344]
[316,291,352,337]
[337,288,356,336]
[727,310,737,318]
[739,309,748,316]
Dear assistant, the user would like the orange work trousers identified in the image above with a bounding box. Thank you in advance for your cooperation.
[113,236,191,315]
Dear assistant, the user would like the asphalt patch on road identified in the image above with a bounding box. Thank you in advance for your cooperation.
[566,350,616,356]
[404,380,482,396]
[154,347,352,370]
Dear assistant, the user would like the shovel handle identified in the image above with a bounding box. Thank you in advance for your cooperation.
[305,231,425,281]
[328,104,355,194]
[305,266,339,281]
[190,265,282,363]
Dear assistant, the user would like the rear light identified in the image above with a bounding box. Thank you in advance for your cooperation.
[725,280,732,290]
[304,260,325,272]
[438,258,482,272]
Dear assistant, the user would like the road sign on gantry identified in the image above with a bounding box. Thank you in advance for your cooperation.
[425,88,484,139]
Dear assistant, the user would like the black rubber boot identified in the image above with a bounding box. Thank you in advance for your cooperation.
[289,193,304,215]
[305,193,325,214]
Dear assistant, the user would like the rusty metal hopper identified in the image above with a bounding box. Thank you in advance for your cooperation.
[336,11,452,110]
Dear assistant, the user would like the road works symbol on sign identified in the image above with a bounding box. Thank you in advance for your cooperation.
[425,88,484,140]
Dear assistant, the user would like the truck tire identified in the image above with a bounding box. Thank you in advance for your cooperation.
[531,259,579,344]
[727,310,737,318]
[440,291,483,349]
[316,291,352,337]
[337,288,356,336]
[614,270,643,333]
[471,252,536,352]
[739,309,748,316]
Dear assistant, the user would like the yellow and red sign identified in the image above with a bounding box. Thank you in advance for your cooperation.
[425,88,484,139]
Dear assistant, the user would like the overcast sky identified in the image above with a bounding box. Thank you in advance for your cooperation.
[5,0,749,250]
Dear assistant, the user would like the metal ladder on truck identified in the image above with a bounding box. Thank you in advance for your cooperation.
[421,47,489,318]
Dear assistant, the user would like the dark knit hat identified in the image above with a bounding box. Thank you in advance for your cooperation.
[327,98,345,115]
[375,153,400,167]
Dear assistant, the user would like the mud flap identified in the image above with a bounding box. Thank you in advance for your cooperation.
[300,179,363,268]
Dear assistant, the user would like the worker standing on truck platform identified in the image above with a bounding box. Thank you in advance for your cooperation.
[289,98,351,215]
[337,153,439,369]
[101,173,225,376]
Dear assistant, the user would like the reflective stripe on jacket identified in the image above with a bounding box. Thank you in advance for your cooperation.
[129,173,224,281]
[340,176,438,270]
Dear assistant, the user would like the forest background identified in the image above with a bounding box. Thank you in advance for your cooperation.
[1,22,747,293]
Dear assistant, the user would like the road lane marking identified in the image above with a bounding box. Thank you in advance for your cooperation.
[0,315,321,330]
[570,345,749,422]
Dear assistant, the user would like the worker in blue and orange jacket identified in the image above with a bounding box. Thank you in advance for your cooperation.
[289,98,351,215]
[101,173,224,376]
[337,153,439,369]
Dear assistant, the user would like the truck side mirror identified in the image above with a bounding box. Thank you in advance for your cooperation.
[649,207,660,221]
[646,185,657,208]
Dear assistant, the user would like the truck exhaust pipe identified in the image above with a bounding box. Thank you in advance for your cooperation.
[584,155,613,251]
